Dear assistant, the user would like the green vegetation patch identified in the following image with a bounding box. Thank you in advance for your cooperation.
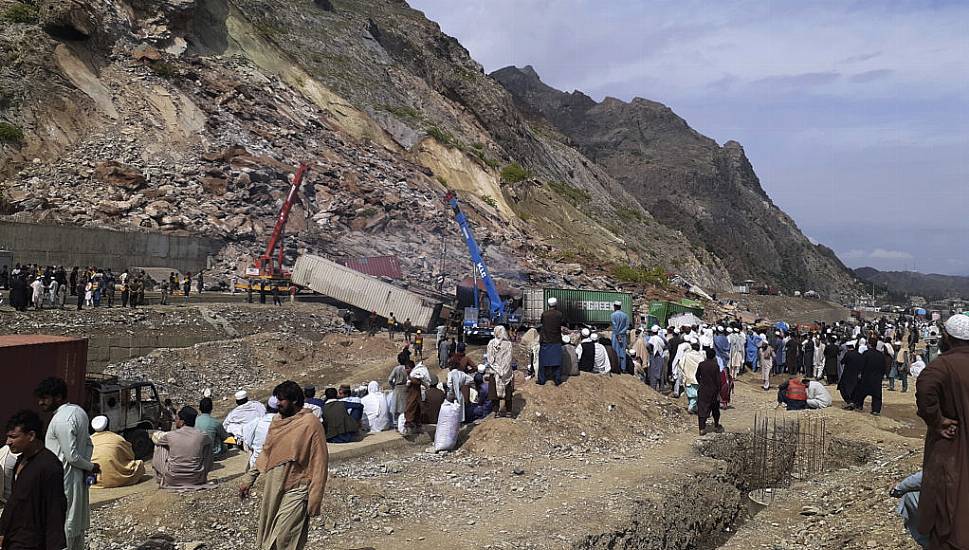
[426,126,457,148]
[2,3,39,24]
[383,104,421,122]
[547,180,590,206]
[611,264,669,287]
[0,121,24,144]
[500,162,532,184]
[615,205,646,223]
[481,195,498,209]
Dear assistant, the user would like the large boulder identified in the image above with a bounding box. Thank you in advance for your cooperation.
[94,161,146,190]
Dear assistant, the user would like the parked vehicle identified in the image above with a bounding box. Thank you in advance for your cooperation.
[521,288,632,327]
[84,375,164,458]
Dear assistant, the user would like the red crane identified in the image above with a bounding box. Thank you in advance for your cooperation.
[247,162,309,282]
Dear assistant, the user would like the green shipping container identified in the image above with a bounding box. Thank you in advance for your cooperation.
[523,288,633,327]
[648,300,704,326]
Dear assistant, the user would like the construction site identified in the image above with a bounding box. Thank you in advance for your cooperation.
[0,286,924,550]
[0,0,951,548]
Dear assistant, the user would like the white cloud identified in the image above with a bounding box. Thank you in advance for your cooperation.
[869,248,914,261]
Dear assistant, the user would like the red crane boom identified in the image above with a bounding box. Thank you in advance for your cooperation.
[254,162,309,277]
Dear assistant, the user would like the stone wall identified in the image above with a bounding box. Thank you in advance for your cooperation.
[0,221,223,272]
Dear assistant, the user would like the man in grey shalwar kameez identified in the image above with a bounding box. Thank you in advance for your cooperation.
[388,362,410,419]
[152,407,214,490]
[37,377,98,550]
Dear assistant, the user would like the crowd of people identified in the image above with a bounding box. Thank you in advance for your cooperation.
[3,299,968,550]
[0,264,222,311]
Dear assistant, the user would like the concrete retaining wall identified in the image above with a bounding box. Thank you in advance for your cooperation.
[0,221,223,273]
[86,332,221,372]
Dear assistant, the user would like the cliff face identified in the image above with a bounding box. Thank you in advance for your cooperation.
[0,0,852,296]
[492,65,857,295]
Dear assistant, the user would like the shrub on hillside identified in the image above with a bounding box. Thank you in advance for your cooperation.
[0,122,24,144]
[2,3,39,24]
[500,162,532,184]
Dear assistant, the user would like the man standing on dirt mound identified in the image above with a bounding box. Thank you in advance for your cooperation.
[538,298,564,386]
[916,313,969,550]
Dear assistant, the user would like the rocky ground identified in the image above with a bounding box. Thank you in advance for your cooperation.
[78,337,923,550]
[0,294,922,550]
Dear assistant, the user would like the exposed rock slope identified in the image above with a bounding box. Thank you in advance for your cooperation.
[492,65,857,295]
[0,0,850,295]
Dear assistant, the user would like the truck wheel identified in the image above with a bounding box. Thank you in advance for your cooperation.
[126,429,153,460]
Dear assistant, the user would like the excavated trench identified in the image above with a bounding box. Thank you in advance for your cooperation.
[574,433,875,550]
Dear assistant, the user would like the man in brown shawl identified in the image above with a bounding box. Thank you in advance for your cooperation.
[487,325,515,417]
[696,349,725,436]
[916,314,969,550]
[240,381,328,550]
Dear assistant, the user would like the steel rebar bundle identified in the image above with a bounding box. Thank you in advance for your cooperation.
[748,410,827,490]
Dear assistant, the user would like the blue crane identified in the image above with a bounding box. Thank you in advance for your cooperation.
[444,191,506,323]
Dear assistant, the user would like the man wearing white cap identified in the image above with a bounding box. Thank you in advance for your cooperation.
[647,326,666,389]
[538,297,565,386]
[916,313,969,549]
[610,301,630,374]
[576,332,610,374]
[242,397,278,469]
[90,416,145,488]
[223,390,266,441]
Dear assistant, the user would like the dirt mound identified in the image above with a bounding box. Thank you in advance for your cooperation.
[104,331,416,412]
[463,372,686,457]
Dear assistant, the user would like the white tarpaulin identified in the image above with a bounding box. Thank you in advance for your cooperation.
[669,312,702,327]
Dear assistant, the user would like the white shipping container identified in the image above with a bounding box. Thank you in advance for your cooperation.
[291,255,443,329]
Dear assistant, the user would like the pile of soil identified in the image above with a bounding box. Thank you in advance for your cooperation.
[463,372,687,457]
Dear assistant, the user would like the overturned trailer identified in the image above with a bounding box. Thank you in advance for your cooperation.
[291,254,449,331]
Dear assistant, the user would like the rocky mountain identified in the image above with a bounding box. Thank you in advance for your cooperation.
[0,0,851,297]
[492,65,857,296]
[854,267,969,301]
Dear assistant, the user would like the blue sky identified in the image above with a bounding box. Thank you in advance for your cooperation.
[409,0,969,275]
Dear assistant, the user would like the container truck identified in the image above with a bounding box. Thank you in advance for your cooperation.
[291,254,449,331]
[521,288,633,327]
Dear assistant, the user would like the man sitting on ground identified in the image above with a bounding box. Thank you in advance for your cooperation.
[338,385,368,432]
[152,406,214,489]
[805,378,833,409]
[777,376,808,411]
[322,388,359,443]
[194,397,230,457]
[90,415,145,488]
[223,390,266,442]
[242,397,278,469]
[422,374,446,424]
[302,386,324,420]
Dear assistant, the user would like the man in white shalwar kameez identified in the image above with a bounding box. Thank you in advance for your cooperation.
[36,377,98,550]
[224,390,267,440]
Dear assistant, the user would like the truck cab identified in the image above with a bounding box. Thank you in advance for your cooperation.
[84,375,163,458]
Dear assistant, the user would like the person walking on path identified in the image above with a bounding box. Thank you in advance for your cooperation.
[853,336,886,416]
[696,349,725,436]
[915,313,969,549]
[239,381,328,550]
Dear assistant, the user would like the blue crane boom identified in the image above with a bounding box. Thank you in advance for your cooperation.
[444,191,505,320]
